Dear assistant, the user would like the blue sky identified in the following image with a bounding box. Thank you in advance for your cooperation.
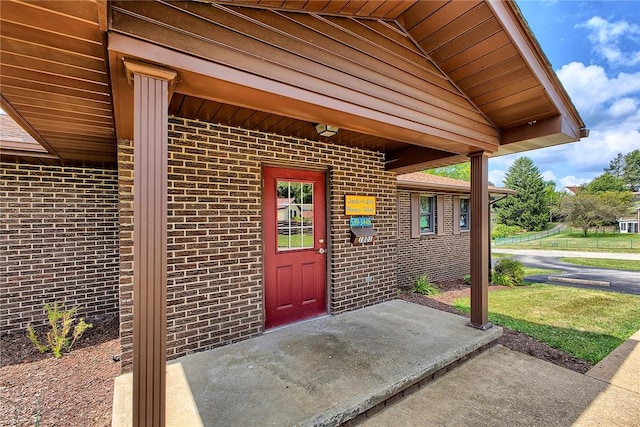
[490,0,640,189]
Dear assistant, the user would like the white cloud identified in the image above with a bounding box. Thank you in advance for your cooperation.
[556,62,640,130]
[541,170,557,182]
[559,175,591,188]
[579,16,640,67]
[488,169,507,186]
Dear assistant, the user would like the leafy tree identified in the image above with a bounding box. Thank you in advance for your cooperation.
[560,193,602,236]
[598,191,634,226]
[560,191,633,236]
[426,163,470,181]
[605,153,625,178]
[544,180,567,222]
[494,157,549,231]
[623,149,640,191]
[583,173,627,193]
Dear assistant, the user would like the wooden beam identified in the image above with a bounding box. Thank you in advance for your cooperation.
[126,60,177,427]
[107,32,498,153]
[386,145,469,173]
[469,151,491,329]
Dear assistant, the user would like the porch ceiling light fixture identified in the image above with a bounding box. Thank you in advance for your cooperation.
[314,123,339,137]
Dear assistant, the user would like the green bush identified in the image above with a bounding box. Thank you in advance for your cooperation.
[492,258,525,286]
[26,302,92,358]
[410,274,441,296]
[491,273,512,286]
[463,274,471,285]
[491,224,521,240]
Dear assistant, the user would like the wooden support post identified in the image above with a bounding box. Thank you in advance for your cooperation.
[469,151,492,330]
[126,59,177,427]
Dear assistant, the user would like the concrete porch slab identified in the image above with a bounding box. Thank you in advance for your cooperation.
[113,300,502,426]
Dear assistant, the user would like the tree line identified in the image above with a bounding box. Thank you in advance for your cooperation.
[427,149,639,236]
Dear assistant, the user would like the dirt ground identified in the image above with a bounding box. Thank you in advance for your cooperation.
[0,284,592,426]
[0,315,120,427]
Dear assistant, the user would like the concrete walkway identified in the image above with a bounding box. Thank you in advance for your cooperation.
[112,300,502,426]
[364,331,640,426]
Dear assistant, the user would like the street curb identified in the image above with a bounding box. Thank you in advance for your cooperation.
[547,276,610,287]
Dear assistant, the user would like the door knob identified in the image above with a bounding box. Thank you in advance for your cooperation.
[318,248,326,254]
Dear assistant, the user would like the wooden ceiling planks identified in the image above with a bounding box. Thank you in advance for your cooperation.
[219,0,417,19]
[0,0,584,169]
[0,0,115,165]
[403,1,559,130]
[110,1,497,153]
[169,95,406,153]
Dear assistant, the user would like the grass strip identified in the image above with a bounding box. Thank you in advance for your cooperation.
[454,284,640,364]
[559,257,640,271]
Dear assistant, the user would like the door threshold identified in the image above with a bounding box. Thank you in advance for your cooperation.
[265,314,331,333]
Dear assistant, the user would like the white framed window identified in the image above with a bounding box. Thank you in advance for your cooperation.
[419,196,434,234]
[459,198,470,231]
[411,194,443,238]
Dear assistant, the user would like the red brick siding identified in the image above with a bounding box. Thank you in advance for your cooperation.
[0,163,119,333]
[117,117,397,370]
[397,191,470,287]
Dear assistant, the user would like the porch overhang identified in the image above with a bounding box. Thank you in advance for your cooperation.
[1,0,586,171]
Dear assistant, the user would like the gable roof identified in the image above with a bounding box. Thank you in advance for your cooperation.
[397,172,516,195]
[0,0,586,170]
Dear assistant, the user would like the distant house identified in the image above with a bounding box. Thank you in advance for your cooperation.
[564,186,582,195]
[397,173,514,286]
[619,209,640,234]
[277,198,301,221]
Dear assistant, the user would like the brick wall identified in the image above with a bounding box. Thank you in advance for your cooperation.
[0,163,120,333]
[397,191,469,288]
[117,117,397,370]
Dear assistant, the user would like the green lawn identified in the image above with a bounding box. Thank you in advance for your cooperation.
[559,257,640,271]
[522,267,562,276]
[491,252,512,259]
[278,233,314,248]
[495,229,640,253]
[454,284,640,364]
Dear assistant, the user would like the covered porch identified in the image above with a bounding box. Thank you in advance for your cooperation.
[113,300,502,426]
[1,1,585,425]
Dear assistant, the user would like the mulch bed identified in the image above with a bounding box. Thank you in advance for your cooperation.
[1,285,592,426]
[400,280,592,374]
[0,315,121,426]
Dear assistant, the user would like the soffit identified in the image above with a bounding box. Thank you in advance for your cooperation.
[0,0,115,165]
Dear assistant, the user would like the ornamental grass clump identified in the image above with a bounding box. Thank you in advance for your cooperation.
[26,302,92,358]
[410,274,441,296]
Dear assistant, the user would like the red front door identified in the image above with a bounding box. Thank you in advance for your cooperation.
[263,166,327,329]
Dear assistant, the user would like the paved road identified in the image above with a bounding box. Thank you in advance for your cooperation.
[492,249,640,295]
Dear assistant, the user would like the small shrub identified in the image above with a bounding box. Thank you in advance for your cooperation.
[491,224,521,240]
[26,302,93,358]
[463,274,471,285]
[493,258,525,286]
[491,272,512,286]
[410,274,441,296]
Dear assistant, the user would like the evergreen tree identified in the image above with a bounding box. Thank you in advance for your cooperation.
[494,157,549,231]
[605,153,625,178]
[623,149,640,191]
